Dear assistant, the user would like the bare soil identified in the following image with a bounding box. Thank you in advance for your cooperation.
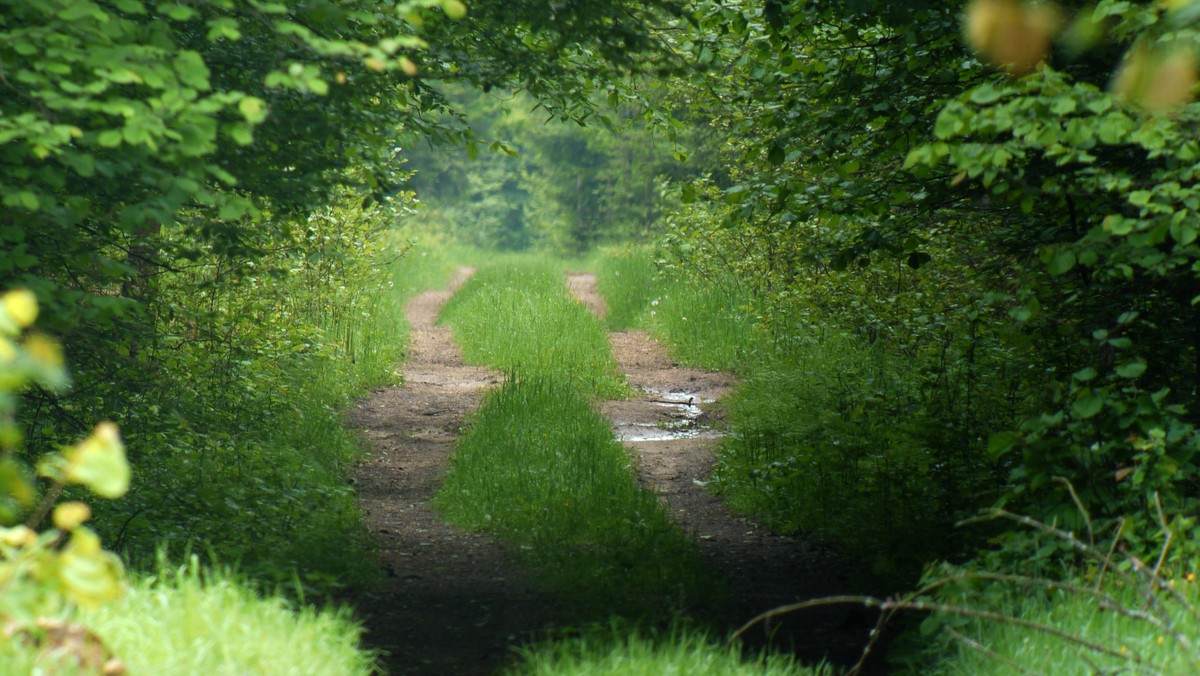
[347,269,881,676]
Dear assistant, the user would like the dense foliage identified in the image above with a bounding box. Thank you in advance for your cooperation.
[0,0,684,589]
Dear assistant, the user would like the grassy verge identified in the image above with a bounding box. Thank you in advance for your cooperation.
[512,625,830,675]
[440,257,627,398]
[592,245,753,370]
[2,559,375,675]
[909,553,1200,675]
[104,231,464,595]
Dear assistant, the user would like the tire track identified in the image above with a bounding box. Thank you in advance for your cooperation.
[348,267,560,675]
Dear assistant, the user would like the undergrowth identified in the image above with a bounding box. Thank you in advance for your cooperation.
[93,222,463,596]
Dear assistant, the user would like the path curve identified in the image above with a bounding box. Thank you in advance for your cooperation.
[348,268,559,675]
[567,272,876,668]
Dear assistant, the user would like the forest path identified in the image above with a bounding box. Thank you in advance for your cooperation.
[566,272,872,668]
[348,267,561,675]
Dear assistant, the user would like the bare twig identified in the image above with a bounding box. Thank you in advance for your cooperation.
[1054,476,1094,547]
[732,595,1142,665]
[943,625,1043,676]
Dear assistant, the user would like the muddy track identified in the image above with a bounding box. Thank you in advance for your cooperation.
[347,268,879,675]
[569,272,879,669]
[348,267,562,675]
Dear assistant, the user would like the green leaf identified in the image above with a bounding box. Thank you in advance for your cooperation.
[767,143,785,166]
[1072,367,1097,382]
[238,96,268,124]
[968,83,1003,105]
[97,130,123,148]
[1047,249,1077,275]
[65,423,130,499]
[1116,361,1147,379]
[1072,391,1104,419]
[987,431,1019,459]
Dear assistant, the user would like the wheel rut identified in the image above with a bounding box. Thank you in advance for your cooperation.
[348,267,561,675]
[567,272,877,669]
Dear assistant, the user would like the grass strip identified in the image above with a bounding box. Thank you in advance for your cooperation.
[440,257,628,399]
[435,375,719,618]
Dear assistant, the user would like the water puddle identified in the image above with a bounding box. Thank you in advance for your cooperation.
[612,388,724,442]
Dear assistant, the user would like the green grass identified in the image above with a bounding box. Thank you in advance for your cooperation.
[441,257,628,398]
[2,559,375,675]
[592,246,753,370]
[512,625,830,675]
[435,375,720,618]
[107,236,467,595]
[920,567,1200,675]
[434,255,720,618]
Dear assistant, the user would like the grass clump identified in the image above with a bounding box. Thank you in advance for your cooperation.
[435,375,718,618]
[2,558,375,675]
[441,257,627,398]
[592,246,753,370]
[512,625,830,676]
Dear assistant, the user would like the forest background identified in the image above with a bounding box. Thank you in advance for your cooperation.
[5,0,1200,673]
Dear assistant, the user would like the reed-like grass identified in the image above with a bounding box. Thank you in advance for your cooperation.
[1,559,374,675]
[512,625,830,675]
[440,258,628,398]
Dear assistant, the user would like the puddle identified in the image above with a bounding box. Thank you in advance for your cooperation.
[612,388,724,442]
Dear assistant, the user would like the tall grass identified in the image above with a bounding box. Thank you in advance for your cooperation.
[592,246,753,370]
[512,625,830,676]
[709,330,984,592]
[2,559,374,675]
[440,258,628,398]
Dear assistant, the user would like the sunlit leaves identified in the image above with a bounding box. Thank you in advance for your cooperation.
[1,290,129,620]
[1111,43,1199,112]
[62,423,130,499]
